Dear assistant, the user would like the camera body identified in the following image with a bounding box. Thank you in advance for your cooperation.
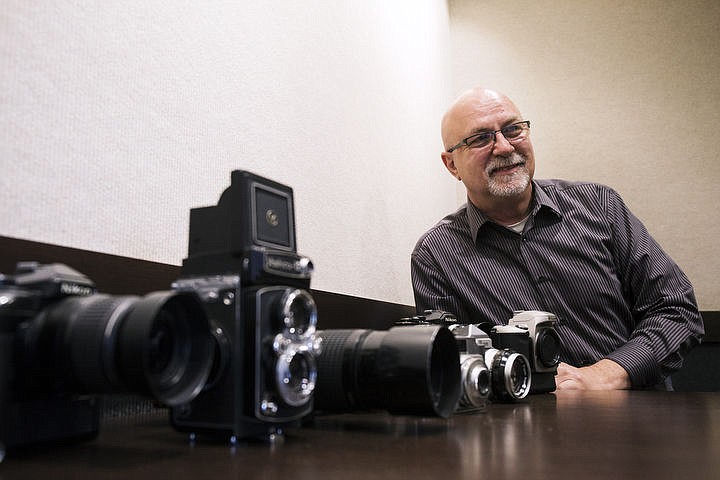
[170,170,321,441]
[397,310,532,408]
[0,263,101,451]
[0,262,213,453]
[497,310,561,393]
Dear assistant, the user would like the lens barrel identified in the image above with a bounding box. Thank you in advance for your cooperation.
[458,354,491,409]
[275,343,317,407]
[29,292,214,406]
[486,348,531,401]
[535,328,562,369]
[314,325,461,418]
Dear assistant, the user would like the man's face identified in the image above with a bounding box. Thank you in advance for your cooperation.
[441,92,535,206]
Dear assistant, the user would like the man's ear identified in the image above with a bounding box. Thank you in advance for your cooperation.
[441,152,461,180]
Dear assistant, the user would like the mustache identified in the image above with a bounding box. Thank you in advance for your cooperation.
[486,152,526,175]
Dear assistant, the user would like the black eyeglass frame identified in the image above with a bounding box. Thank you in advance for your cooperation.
[446,120,531,153]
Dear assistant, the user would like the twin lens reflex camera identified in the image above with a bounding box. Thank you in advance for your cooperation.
[169,170,321,442]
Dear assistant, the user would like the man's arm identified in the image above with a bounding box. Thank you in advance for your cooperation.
[600,187,704,387]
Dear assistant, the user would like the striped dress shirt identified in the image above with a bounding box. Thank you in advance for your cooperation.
[411,179,704,388]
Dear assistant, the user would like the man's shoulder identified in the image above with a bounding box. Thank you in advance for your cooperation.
[413,205,469,253]
[535,179,619,201]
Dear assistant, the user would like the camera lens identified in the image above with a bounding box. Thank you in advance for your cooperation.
[458,354,491,410]
[280,289,317,339]
[486,348,531,401]
[314,325,461,418]
[535,328,562,368]
[26,292,214,406]
[147,311,176,376]
[275,345,317,407]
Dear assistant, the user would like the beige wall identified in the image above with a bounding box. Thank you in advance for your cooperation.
[2,1,718,310]
[0,1,455,306]
[448,0,720,309]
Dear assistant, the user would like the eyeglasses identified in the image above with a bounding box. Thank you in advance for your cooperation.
[446,121,531,153]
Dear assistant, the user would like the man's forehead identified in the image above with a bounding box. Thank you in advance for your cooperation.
[441,88,522,143]
[452,97,520,131]
[458,92,519,117]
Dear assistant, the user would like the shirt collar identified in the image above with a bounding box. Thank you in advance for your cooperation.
[466,180,562,241]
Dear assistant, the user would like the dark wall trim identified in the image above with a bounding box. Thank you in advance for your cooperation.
[702,311,720,343]
[0,236,414,330]
[1,235,717,337]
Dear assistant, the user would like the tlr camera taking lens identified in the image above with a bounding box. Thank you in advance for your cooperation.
[170,170,321,442]
[0,262,214,454]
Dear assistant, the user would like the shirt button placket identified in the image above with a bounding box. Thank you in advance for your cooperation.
[520,232,551,309]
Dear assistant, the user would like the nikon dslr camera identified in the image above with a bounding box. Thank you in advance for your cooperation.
[170,170,321,442]
[0,262,214,455]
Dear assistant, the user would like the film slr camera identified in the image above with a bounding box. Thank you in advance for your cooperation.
[397,309,561,411]
[170,170,321,442]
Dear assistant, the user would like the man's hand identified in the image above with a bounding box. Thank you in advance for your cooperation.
[555,359,631,390]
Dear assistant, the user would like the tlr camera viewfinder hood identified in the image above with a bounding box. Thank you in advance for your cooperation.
[185,170,297,275]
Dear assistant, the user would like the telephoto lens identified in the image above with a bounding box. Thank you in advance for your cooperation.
[0,261,216,452]
[313,325,461,418]
[23,291,214,406]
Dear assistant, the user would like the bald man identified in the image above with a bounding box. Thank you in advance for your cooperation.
[411,87,703,390]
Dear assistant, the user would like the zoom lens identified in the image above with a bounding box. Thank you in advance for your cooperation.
[314,325,461,418]
[25,291,214,406]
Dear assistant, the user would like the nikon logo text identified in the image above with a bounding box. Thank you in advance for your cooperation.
[60,282,94,296]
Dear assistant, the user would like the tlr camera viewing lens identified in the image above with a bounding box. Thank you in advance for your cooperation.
[280,289,317,339]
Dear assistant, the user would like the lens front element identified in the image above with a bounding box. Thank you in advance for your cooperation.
[275,344,317,407]
[280,289,317,339]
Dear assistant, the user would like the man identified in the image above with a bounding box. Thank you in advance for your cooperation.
[411,87,704,390]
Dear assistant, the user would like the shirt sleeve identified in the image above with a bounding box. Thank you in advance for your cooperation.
[601,187,704,387]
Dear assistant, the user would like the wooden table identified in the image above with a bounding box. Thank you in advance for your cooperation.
[2,391,719,480]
